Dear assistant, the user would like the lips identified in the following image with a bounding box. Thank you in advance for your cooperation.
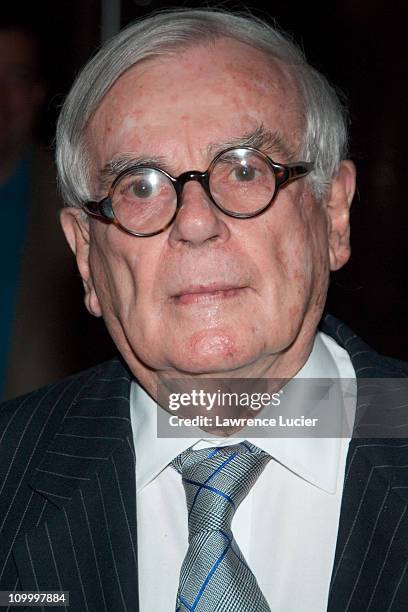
[172,283,247,305]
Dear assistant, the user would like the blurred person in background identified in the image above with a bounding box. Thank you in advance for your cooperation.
[0,19,110,399]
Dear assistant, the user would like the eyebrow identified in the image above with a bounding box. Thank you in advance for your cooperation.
[206,124,294,160]
[96,124,293,196]
[97,154,167,194]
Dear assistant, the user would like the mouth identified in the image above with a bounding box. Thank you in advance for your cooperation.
[171,283,248,305]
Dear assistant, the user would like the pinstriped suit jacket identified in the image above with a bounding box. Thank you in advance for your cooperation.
[0,315,408,611]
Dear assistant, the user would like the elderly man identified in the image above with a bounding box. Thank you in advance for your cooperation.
[1,8,407,612]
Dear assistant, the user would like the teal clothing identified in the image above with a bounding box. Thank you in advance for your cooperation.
[0,154,31,396]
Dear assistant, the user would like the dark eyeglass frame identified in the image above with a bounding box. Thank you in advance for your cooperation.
[84,146,314,237]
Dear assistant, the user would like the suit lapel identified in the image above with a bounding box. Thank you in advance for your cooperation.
[12,359,139,611]
[323,316,408,611]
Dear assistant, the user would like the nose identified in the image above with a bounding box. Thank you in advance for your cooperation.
[168,180,230,247]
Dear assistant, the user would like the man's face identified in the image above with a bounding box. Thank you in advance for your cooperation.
[0,30,44,154]
[62,39,354,385]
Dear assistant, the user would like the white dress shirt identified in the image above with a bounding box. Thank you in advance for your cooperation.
[131,331,356,611]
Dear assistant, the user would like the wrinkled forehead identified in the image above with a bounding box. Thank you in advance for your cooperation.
[87,38,304,174]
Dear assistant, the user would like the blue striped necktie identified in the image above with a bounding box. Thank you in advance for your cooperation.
[172,441,272,611]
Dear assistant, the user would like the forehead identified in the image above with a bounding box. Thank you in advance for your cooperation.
[89,38,303,171]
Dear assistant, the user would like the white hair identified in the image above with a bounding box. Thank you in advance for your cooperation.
[55,8,348,207]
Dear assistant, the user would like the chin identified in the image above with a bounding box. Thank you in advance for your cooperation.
[167,329,260,375]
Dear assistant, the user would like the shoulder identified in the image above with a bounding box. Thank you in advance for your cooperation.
[0,358,131,444]
[320,314,408,378]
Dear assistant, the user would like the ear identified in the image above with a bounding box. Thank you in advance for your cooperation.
[60,208,103,317]
[325,160,356,271]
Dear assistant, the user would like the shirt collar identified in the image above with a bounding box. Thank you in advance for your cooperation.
[130,331,356,495]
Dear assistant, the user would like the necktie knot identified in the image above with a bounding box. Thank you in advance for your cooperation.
[172,442,271,538]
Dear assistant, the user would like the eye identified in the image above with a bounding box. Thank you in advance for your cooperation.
[232,164,257,182]
[130,177,155,198]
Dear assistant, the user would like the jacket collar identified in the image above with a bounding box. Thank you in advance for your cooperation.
[28,358,134,509]
[322,315,408,611]
[15,359,139,610]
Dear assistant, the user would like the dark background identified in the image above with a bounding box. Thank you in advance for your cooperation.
[8,0,408,361]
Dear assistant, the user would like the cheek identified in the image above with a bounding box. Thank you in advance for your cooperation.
[259,200,329,310]
[297,204,331,309]
[88,226,139,319]
[263,215,309,283]
[88,225,166,329]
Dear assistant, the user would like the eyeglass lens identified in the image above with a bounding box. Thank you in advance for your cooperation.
[110,148,277,234]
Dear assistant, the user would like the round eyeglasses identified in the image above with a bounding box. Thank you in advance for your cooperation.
[85,147,314,237]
